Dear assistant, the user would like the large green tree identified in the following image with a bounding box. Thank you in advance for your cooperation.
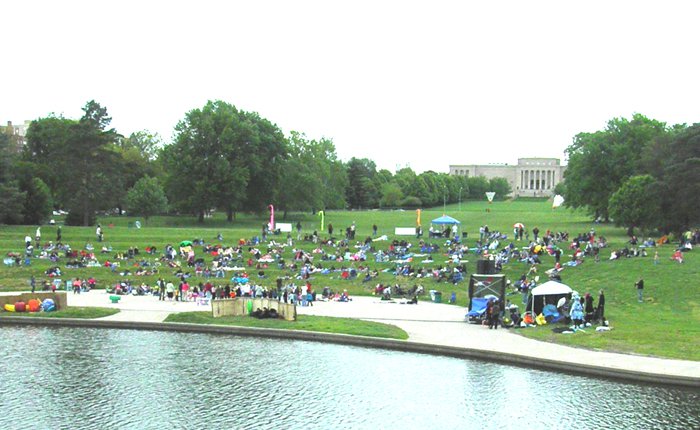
[345,158,379,209]
[237,110,287,213]
[278,132,347,216]
[0,132,25,224]
[488,177,512,199]
[126,176,168,221]
[112,131,164,214]
[24,102,120,225]
[563,114,668,220]
[278,132,323,216]
[375,169,394,186]
[20,177,53,224]
[466,176,489,199]
[609,175,660,235]
[23,115,76,201]
[410,175,432,207]
[418,171,440,207]
[164,100,251,222]
[325,159,349,210]
[120,130,162,161]
[380,182,403,208]
[66,101,121,225]
[393,167,416,198]
[448,174,469,204]
[653,124,700,234]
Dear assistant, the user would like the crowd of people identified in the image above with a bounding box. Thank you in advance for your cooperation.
[10,221,698,328]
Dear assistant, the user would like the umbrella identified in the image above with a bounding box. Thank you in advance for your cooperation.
[179,240,193,247]
[552,195,565,208]
[513,223,525,229]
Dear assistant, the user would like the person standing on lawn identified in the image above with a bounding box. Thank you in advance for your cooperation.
[635,278,644,303]
[489,299,501,329]
[597,289,605,322]
[158,278,166,301]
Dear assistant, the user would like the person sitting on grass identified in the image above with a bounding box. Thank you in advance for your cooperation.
[509,306,522,327]
[671,249,684,263]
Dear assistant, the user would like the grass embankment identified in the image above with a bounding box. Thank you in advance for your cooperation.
[0,307,119,319]
[0,200,592,309]
[517,255,700,361]
[0,199,698,360]
[165,312,408,340]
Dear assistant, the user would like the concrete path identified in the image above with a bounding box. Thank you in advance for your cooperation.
[66,290,205,322]
[297,297,700,379]
[99,309,174,323]
[6,289,697,383]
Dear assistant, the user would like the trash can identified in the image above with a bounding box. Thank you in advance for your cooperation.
[433,291,442,303]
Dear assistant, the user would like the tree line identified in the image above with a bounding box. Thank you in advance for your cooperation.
[561,113,700,235]
[4,101,697,234]
[0,100,511,226]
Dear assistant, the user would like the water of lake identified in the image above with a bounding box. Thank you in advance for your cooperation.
[0,326,697,430]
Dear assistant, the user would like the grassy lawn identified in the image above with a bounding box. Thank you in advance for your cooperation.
[0,306,119,319]
[165,312,408,340]
[519,310,700,361]
[513,250,700,361]
[0,199,698,360]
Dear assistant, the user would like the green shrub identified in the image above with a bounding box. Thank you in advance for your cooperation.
[400,196,422,208]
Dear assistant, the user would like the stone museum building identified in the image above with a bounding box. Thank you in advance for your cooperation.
[449,157,566,197]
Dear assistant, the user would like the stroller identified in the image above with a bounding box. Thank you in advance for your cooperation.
[466,295,496,324]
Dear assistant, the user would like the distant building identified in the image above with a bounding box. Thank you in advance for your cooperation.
[2,120,31,152]
[449,158,566,197]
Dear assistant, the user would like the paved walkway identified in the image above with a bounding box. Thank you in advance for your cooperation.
[296,297,700,379]
[67,290,205,320]
[6,290,699,383]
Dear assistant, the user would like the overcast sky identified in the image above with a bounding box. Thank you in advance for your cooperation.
[3,1,698,173]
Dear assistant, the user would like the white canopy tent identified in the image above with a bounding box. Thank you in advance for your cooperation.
[531,281,573,296]
[528,281,573,316]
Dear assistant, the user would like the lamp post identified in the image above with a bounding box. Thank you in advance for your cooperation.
[459,186,463,212]
[443,187,447,214]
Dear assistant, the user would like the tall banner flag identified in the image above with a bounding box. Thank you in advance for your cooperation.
[416,209,422,226]
[318,210,325,231]
[268,205,275,230]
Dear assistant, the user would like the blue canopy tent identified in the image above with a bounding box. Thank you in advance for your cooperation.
[430,215,461,239]
[431,215,461,225]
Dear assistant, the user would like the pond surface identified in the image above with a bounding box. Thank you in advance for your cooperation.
[0,326,698,430]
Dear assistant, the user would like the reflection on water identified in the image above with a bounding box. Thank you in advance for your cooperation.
[0,327,698,430]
